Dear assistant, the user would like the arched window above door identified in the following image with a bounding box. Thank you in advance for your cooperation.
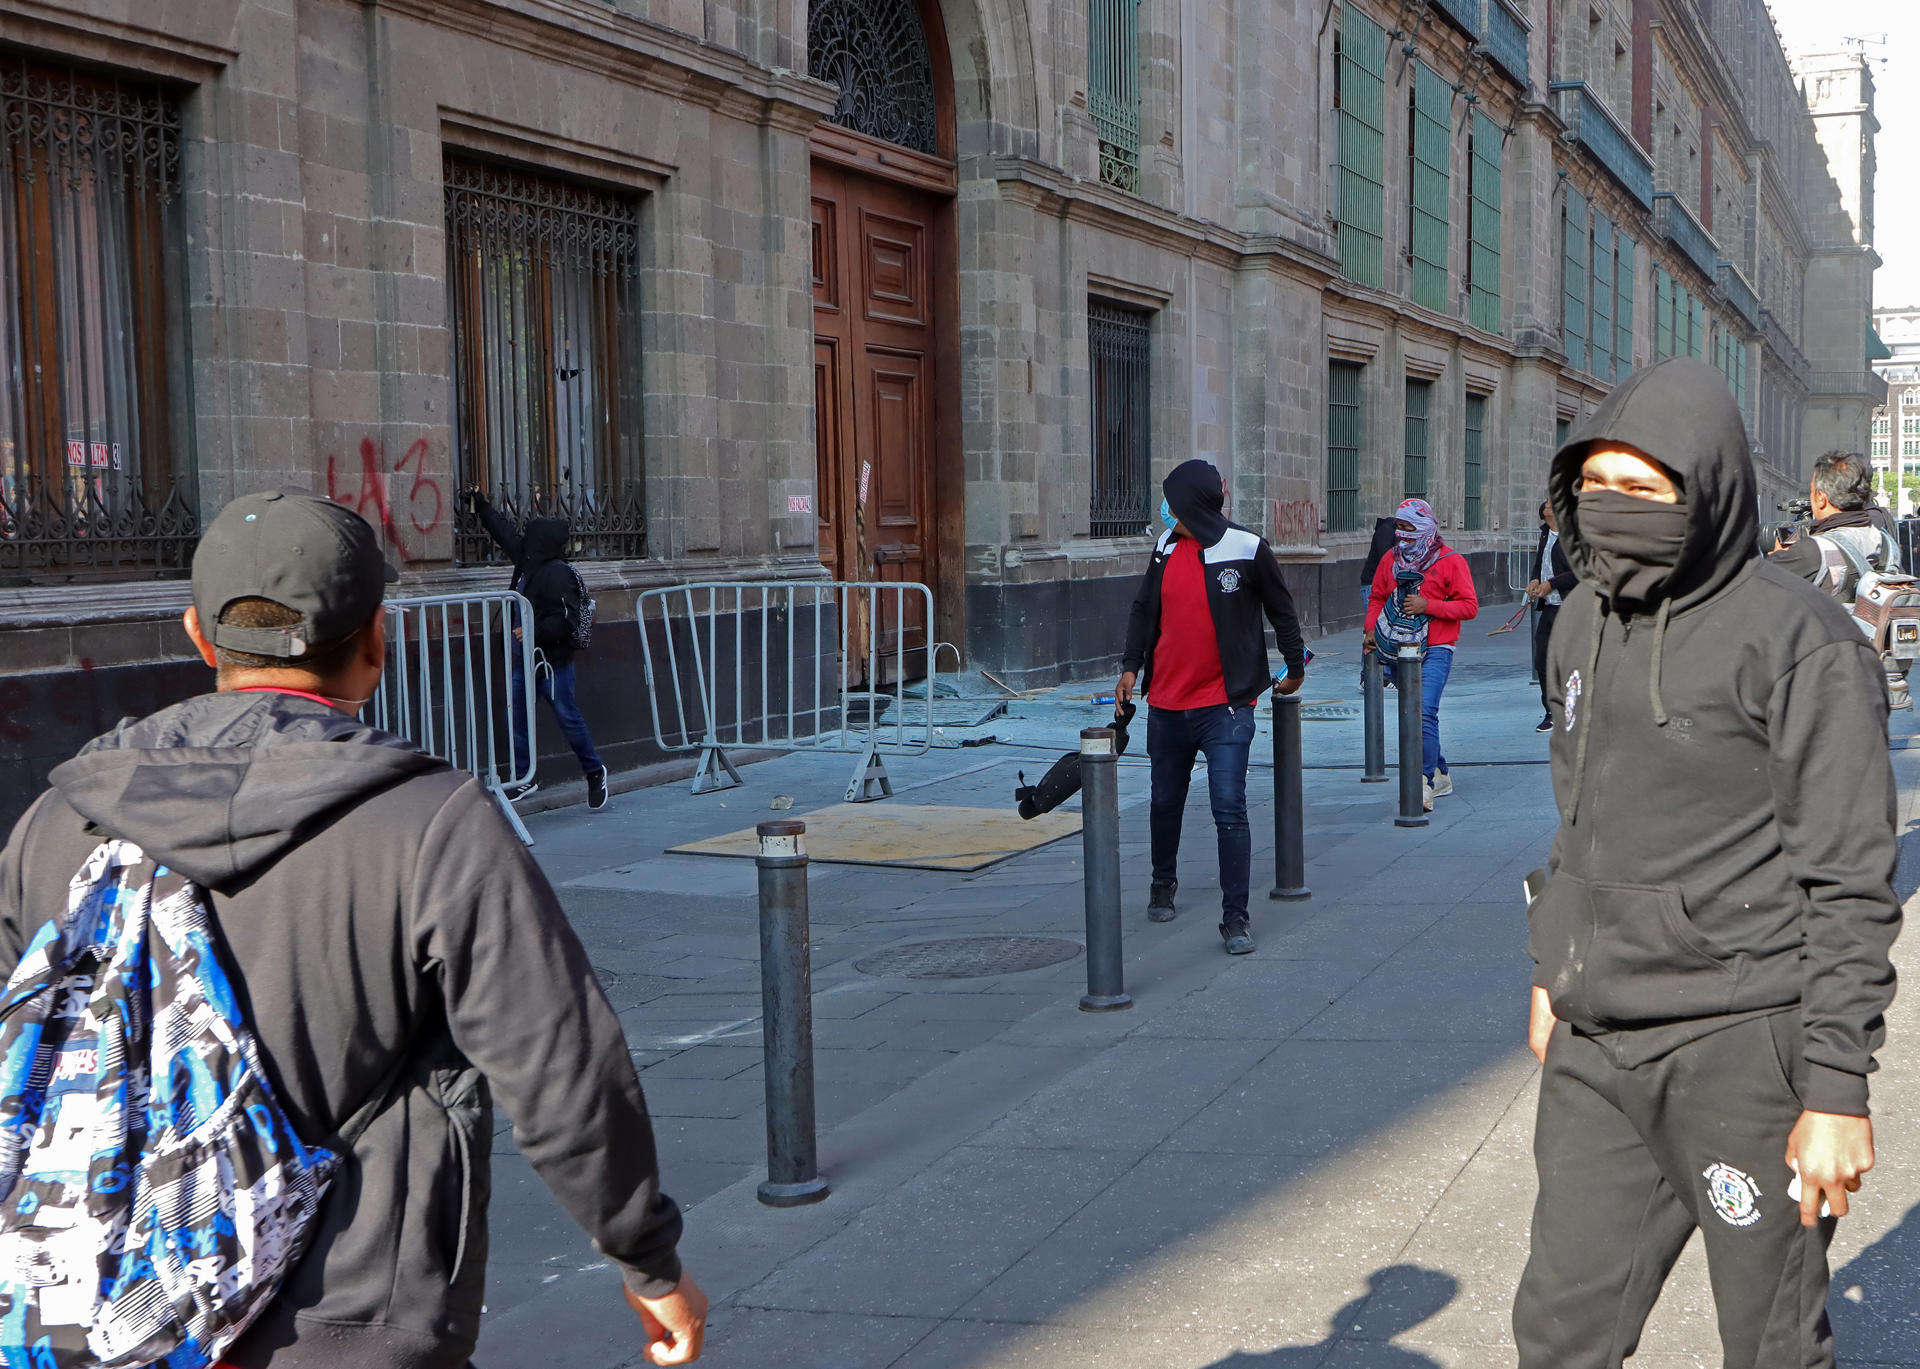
[808,0,939,156]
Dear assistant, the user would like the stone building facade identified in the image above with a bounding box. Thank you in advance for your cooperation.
[0,0,1878,818]
[1870,305,1920,517]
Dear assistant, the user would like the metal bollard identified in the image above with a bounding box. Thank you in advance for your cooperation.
[1361,647,1388,783]
[1270,693,1311,901]
[1078,727,1132,1012]
[754,820,829,1207]
[1394,646,1429,828]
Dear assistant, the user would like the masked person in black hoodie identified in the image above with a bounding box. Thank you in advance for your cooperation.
[1116,460,1307,955]
[0,491,704,1368]
[1513,359,1898,1369]
[469,491,608,809]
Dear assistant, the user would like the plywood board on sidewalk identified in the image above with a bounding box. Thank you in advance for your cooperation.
[668,803,1082,872]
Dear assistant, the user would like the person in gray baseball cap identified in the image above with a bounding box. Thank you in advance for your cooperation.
[0,490,705,1368]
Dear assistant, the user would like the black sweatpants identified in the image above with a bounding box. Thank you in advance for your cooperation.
[1532,603,1558,716]
[1513,1014,1836,1369]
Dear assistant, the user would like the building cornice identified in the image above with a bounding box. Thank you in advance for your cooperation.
[366,0,836,131]
[989,156,1339,277]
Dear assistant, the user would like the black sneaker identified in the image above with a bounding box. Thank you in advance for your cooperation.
[587,767,610,811]
[502,781,539,803]
[1535,713,1553,733]
[1147,881,1178,922]
[1221,922,1255,955]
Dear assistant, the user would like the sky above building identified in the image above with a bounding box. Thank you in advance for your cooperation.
[1771,0,1917,308]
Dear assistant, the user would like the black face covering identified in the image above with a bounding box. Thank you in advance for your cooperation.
[1577,489,1691,605]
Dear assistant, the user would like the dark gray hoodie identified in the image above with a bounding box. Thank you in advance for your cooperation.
[0,690,682,1368]
[1533,358,1900,1117]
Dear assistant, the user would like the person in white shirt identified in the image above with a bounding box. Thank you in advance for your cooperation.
[1526,498,1578,732]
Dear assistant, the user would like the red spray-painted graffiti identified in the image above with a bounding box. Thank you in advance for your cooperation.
[1271,499,1319,546]
[325,438,443,561]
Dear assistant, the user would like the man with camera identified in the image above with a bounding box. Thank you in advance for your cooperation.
[1768,451,1901,603]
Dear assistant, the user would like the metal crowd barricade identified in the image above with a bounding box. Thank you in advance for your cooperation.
[637,580,937,802]
[367,590,540,844]
[1509,530,1540,684]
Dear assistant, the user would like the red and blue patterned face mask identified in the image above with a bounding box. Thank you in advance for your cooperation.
[1393,498,1442,573]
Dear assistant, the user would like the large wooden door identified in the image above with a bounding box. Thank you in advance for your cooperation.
[812,160,937,674]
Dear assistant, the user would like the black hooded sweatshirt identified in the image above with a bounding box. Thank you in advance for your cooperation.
[1121,460,1306,703]
[0,691,683,1367]
[1532,357,1899,1117]
[475,497,587,666]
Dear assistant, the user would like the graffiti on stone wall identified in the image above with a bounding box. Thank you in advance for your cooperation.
[326,437,443,561]
[1271,498,1319,547]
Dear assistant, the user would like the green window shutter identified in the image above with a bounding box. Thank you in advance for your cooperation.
[1614,236,1635,377]
[1562,188,1588,373]
[1469,109,1502,334]
[1590,214,1614,383]
[1404,378,1431,498]
[1090,0,1142,191]
[1410,62,1452,313]
[1463,392,1486,532]
[1689,295,1705,360]
[1337,3,1388,287]
[1655,269,1672,359]
[1327,361,1364,532]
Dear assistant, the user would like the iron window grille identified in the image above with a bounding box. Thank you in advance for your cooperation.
[445,157,645,563]
[1089,0,1142,192]
[1089,300,1152,538]
[1463,392,1486,531]
[1467,109,1503,335]
[1327,361,1363,533]
[0,57,193,584]
[1408,62,1451,314]
[1336,2,1388,287]
[808,0,939,155]
[1404,378,1431,499]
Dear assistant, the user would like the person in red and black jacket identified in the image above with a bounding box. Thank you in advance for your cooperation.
[1115,460,1307,956]
[1363,498,1479,808]
[1527,498,1578,732]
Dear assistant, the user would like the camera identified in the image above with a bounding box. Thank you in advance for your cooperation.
[1778,497,1813,519]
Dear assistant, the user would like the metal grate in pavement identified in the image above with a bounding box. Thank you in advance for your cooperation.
[853,935,1083,980]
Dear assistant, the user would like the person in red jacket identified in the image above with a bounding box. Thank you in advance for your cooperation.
[1363,498,1479,808]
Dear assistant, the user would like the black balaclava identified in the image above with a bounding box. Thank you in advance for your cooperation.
[1575,489,1691,607]
[1162,459,1231,548]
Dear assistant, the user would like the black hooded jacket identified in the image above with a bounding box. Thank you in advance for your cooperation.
[1532,358,1899,1116]
[0,692,683,1367]
[475,497,587,666]
[1122,460,1306,703]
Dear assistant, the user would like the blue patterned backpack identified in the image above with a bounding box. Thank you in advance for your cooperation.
[1374,567,1431,654]
[0,840,347,1367]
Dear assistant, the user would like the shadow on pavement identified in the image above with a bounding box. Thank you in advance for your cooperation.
[1205,1266,1457,1368]
[1829,1200,1920,1359]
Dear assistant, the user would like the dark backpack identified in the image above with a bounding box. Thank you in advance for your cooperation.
[564,564,596,652]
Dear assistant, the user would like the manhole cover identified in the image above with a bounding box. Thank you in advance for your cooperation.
[853,935,1083,980]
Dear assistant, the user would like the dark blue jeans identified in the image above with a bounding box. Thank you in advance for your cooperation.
[1148,702,1256,927]
[512,658,605,778]
[1381,644,1452,779]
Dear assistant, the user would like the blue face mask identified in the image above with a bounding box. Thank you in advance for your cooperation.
[1159,499,1177,531]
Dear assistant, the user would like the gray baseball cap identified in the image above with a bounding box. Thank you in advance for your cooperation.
[192,490,399,659]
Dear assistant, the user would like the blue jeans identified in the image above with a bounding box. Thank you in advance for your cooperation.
[511,658,605,778]
[1147,703,1256,927]
[1382,644,1452,779]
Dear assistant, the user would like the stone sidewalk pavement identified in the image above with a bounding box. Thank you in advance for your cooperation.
[471,623,1920,1369]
